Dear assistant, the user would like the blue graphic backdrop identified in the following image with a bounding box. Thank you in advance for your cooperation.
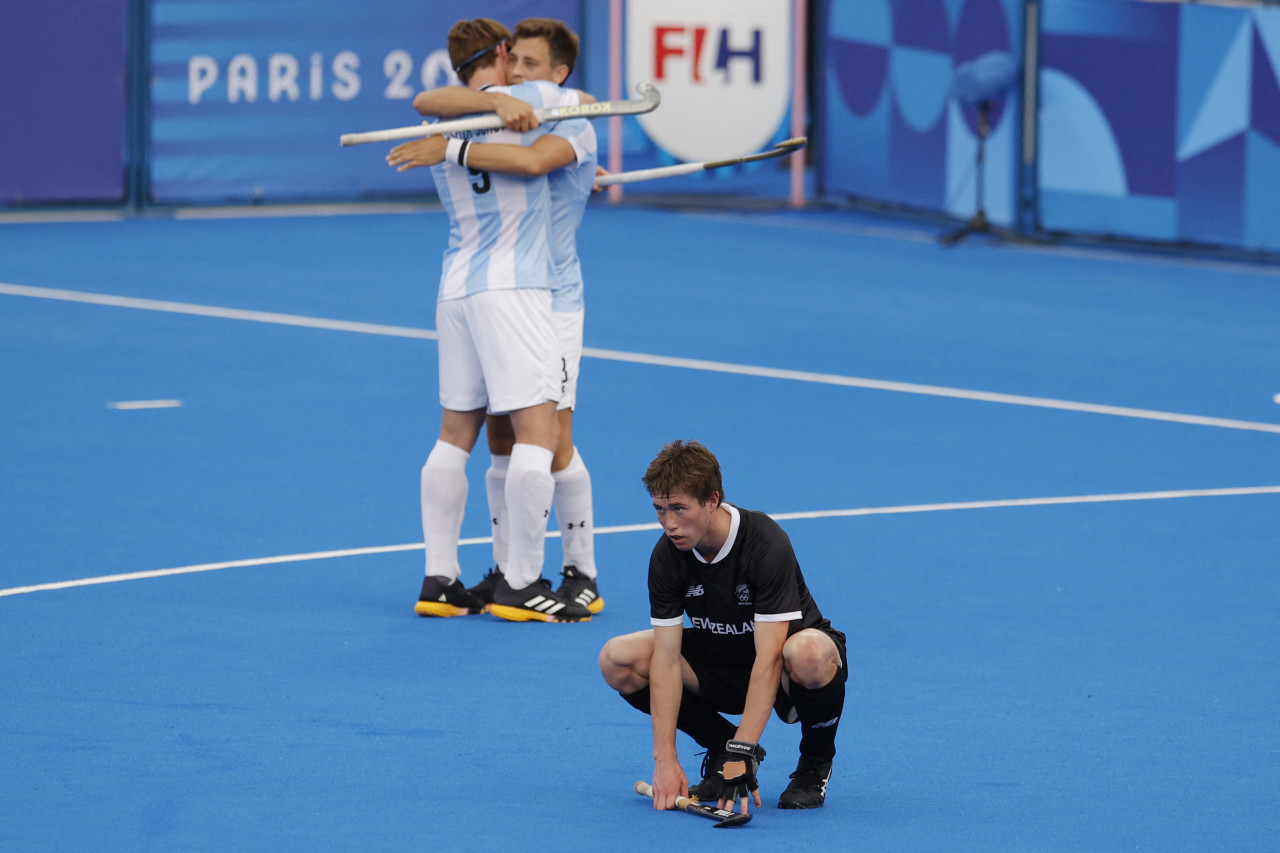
[1175,6,1280,250]
[1038,1,1181,241]
[7,1,1280,255]
[820,0,1024,225]
[1040,2,1280,252]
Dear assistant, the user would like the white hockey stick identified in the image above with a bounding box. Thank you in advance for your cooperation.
[340,82,661,147]
[595,137,807,187]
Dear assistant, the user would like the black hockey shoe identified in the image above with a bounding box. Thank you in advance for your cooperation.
[466,567,504,611]
[414,575,485,617]
[687,746,730,801]
[555,565,604,614]
[487,577,592,623]
[777,755,833,809]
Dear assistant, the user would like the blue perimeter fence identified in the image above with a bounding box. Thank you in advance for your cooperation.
[5,0,1280,258]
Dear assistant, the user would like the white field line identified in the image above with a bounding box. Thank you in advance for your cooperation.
[4,281,1280,435]
[0,203,438,225]
[107,399,183,410]
[2,485,1277,599]
[0,282,437,340]
[582,346,1280,435]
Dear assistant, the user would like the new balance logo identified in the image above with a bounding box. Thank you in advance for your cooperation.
[686,585,705,597]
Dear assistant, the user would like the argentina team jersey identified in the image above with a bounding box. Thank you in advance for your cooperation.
[430,80,588,303]
[545,98,597,314]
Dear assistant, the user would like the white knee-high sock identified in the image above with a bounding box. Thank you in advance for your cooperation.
[502,443,554,589]
[420,440,469,581]
[485,454,510,571]
[553,447,596,578]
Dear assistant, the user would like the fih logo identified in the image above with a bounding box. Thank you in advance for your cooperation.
[626,0,791,162]
[653,25,763,84]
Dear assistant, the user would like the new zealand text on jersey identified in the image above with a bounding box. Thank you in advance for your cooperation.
[689,616,754,635]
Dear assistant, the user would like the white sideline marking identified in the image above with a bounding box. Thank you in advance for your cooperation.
[108,399,182,410]
[0,282,437,340]
[2,486,1277,599]
[765,485,1280,520]
[173,202,437,220]
[4,282,1280,435]
[583,346,1280,435]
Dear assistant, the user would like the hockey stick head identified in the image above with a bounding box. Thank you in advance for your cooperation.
[634,81,661,112]
[634,781,752,828]
[703,807,752,828]
[629,82,660,113]
[700,136,808,171]
[771,137,807,154]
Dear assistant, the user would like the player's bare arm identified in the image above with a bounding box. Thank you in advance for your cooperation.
[715,619,787,815]
[386,136,447,172]
[459,134,577,178]
[649,624,688,810]
[738,620,789,745]
[413,87,539,132]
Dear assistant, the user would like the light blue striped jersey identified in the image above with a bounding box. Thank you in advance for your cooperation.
[429,81,587,303]
[545,93,598,314]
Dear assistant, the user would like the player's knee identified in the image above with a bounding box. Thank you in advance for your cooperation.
[598,637,629,688]
[599,633,650,692]
[784,631,840,689]
[551,442,575,472]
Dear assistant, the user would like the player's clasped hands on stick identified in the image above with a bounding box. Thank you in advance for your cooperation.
[651,739,765,817]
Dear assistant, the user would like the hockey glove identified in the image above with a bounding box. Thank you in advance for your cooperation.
[716,739,766,802]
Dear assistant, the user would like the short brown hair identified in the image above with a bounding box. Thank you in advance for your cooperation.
[512,18,580,77]
[448,18,511,85]
[642,440,724,506]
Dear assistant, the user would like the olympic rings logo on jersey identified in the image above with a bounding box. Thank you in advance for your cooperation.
[735,584,752,605]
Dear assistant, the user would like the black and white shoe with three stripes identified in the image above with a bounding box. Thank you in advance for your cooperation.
[487,577,592,623]
[555,565,604,614]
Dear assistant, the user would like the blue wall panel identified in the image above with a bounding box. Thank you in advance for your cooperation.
[0,0,129,205]
[7,1,1280,257]
[820,0,1024,226]
[1040,1,1280,253]
[147,0,578,204]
